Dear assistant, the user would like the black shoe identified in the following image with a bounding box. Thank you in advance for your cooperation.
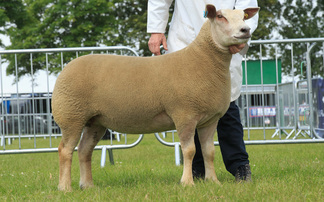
[235,164,252,182]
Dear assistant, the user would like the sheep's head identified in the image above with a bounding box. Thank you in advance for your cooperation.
[205,4,259,49]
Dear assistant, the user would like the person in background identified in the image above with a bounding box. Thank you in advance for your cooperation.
[147,0,259,182]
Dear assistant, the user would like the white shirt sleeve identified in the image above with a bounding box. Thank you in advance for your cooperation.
[147,0,174,33]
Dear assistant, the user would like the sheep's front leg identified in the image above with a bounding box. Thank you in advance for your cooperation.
[177,123,197,186]
[197,121,220,184]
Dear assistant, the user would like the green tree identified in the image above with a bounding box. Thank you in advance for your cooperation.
[278,0,324,78]
[1,0,150,79]
[247,0,282,59]
[0,0,29,47]
[251,0,282,41]
[245,0,323,79]
[3,0,322,80]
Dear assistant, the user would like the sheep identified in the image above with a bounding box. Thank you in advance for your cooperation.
[52,4,259,191]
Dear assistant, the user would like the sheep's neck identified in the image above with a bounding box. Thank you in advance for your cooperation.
[191,20,232,62]
[183,21,232,80]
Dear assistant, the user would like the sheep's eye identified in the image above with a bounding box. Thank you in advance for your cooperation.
[217,15,223,18]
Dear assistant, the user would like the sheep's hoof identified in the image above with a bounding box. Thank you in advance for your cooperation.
[204,176,222,185]
[79,182,94,190]
[58,184,72,192]
[205,178,222,186]
[180,179,195,187]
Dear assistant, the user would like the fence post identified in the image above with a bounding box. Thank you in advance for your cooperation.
[108,149,114,165]
[100,146,107,168]
[1,135,4,146]
[175,142,181,166]
[306,43,318,138]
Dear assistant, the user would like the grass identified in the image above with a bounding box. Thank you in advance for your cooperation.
[0,132,323,201]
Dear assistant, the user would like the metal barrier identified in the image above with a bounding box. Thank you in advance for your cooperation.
[0,46,143,165]
[1,38,324,166]
[240,38,324,140]
[155,130,324,166]
[155,38,324,165]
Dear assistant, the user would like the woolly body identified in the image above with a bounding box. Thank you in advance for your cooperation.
[52,5,259,191]
[52,21,231,134]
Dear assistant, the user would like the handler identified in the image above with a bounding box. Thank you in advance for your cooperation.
[147,0,259,181]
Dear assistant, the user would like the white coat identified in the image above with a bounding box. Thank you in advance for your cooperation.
[147,0,259,101]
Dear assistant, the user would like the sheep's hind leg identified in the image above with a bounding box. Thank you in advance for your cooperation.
[58,127,83,192]
[197,121,221,184]
[78,124,106,189]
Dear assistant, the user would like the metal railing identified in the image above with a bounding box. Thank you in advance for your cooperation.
[0,46,143,165]
[155,37,324,165]
[1,38,324,166]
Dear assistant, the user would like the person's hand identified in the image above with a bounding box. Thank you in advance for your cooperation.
[148,33,168,55]
[229,43,246,54]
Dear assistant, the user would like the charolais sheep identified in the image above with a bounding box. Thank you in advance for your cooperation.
[52,4,259,191]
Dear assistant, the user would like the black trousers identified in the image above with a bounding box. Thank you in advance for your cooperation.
[192,101,249,176]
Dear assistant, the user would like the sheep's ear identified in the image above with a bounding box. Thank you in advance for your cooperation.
[243,7,260,20]
[205,4,217,19]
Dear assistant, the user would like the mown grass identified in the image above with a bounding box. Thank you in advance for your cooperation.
[0,132,323,201]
